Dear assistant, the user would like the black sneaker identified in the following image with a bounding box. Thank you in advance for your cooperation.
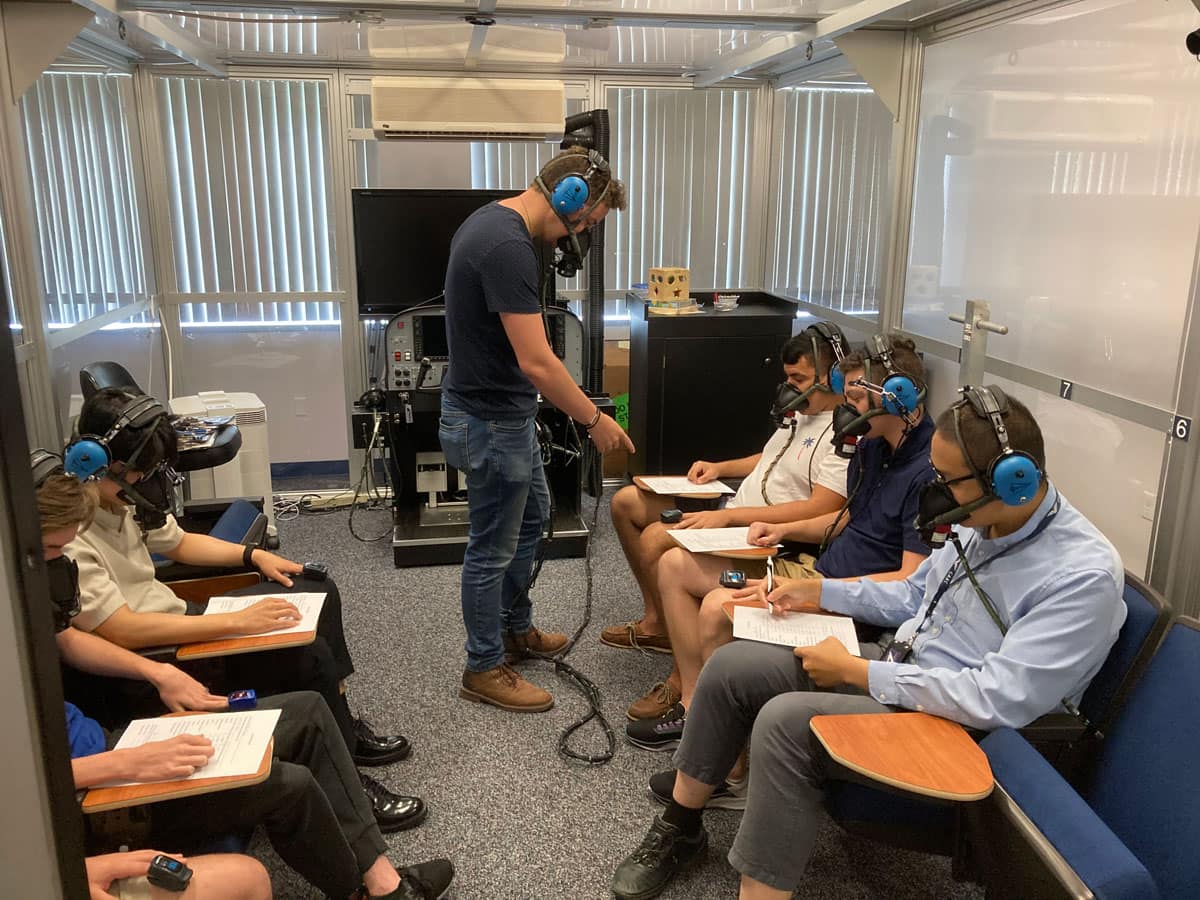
[359,858,454,899]
[625,702,685,752]
[648,769,747,811]
[611,815,707,900]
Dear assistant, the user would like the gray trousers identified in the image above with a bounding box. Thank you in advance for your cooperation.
[673,640,892,891]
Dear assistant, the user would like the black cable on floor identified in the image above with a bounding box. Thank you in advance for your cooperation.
[519,431,616,766]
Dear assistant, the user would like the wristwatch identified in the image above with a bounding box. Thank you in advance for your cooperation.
[242,543,258,569]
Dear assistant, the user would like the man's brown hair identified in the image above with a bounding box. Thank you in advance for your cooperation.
[838,334,926,391]
[36,474,96,534]
[936,390,1046,479]
[533,145,628,213]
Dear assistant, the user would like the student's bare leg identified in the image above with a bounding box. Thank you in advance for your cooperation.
[610,485,674,629]
[738,875,792,900]
[659,548,727,708]
[155,855,272,900]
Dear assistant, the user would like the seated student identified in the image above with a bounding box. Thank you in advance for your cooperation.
[37,454,422,833]
[610,387,1126,900]
[603,324,852,717]
[37,467,455,900]
[624,334,934,748]
[86,850,271,900]
[54,391,417,822]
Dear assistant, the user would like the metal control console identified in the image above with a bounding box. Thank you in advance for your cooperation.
[384,305,584,392]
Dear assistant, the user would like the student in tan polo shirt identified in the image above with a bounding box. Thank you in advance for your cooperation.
[58,388,422,831]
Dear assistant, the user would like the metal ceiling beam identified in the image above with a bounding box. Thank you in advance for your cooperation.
[120,0,826,32]
[462,0,495,70]
[75,0,227,74]
[124,11,228,75]
[694,0,922,87]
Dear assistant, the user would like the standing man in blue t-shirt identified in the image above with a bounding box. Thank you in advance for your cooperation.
[440,146,634,713]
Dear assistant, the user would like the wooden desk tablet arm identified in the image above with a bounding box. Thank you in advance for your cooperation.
[132,573,264,662]
[631,474,724,501]
[809,712,994,802]
[81,711,274,814]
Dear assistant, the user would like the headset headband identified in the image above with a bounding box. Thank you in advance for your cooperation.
[857,334,925,417]
[68,392,170,479]
[953,384,1041,505]
[99,394,168,468]
[31,449,65,489]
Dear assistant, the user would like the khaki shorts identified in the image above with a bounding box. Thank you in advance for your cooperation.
[112,877,152,900]
[739,553,822,581]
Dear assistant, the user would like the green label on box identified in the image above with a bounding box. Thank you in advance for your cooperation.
[613,392,629,431]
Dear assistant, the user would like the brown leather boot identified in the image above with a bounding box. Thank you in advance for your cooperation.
[503,627,570,664]
[460,665,554,713]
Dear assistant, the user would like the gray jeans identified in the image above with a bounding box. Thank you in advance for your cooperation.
[673,640,891,891]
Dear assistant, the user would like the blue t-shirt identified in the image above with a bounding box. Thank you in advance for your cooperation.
[816,415,935,578]
[442,202,542,419]
[65,701,107,759]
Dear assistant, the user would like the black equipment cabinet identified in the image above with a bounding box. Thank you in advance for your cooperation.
[627,292,798,476]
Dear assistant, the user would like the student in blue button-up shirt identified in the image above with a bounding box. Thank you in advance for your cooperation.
[610,388,1125,900]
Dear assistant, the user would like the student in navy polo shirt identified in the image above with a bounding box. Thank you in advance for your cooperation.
[625,335,934,755]
[753,334,935,581]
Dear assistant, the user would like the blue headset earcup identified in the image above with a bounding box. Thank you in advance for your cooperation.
[880,374,921,416]
[552,174,589,215]
[990,452,1040,506]
[64,439,109,480]
[829,368,845,395]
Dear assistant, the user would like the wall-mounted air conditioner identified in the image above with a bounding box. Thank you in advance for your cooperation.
[371,76,565,141]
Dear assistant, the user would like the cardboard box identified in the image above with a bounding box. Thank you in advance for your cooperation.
[603,340,630,478]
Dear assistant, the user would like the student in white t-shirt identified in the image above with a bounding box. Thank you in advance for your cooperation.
[604,324,851,721]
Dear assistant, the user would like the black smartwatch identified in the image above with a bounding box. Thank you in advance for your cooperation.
[146,854,193,892]
[242,544,258,569]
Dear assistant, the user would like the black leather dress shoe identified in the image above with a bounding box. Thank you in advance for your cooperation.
[358,771,428,833]
[611,815,707,899]
[353,717,411,767]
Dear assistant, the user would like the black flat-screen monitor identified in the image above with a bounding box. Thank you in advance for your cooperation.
[352,188,518,316]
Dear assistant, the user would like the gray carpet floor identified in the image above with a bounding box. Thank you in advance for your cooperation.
[255,489,986,900]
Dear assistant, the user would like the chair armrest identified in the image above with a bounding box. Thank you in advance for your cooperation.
[166,572,262,606]
[978,728,1159,900]
[136,645,181,662]
[965,714,1088,745]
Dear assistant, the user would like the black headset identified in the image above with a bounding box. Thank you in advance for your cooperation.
[30,449,82,631]
[805,321,850,394]
[953,385,1042,506]
[64,392,169,480]
[32,448,66,488]
[860,334,926,417]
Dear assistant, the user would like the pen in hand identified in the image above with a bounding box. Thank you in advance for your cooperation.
[765,556,775,615]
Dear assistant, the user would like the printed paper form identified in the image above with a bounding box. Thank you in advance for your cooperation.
[102,709,282,786]
[667,527,776,553]
[733,606,860,656]
[638,476,735,495]
[203,591,325,637]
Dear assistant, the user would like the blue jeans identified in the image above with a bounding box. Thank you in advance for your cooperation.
[439,397,551,672]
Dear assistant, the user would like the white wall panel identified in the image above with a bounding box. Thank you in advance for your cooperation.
[904,0,1200,410]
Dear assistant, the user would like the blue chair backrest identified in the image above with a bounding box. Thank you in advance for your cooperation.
[1084,617,1200,899]
[1079,571,1169,730]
